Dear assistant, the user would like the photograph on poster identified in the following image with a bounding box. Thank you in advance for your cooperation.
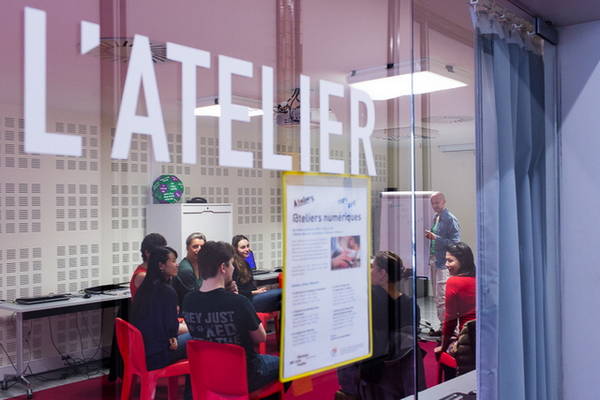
[330,235,361,270]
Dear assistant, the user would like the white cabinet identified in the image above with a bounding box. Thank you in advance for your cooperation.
[146,203,233,256]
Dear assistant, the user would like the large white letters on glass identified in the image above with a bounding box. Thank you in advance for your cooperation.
[300,75,311,172]
[350,88,376,176]
[24,7,82,156]
[319,80,345,174]
[262,66,292,171]
[166,43,211,164]
[112,35,170,162]
[20,7,378,177]
[218,55,253,168]
[80,21,99,55]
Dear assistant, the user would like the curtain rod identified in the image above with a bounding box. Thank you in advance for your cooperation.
[470,0,558,44]
[470,0,533,23]
[503,0,536,19]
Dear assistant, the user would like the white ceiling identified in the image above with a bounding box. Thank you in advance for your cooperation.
[516,0,600,26]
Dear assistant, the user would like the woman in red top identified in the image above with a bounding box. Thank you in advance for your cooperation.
[130,233,167,297]
[436,242,476,356]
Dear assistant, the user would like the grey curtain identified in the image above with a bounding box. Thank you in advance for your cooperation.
[472,9,561,400]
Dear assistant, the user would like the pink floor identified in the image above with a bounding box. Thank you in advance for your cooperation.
[7,339,439,400]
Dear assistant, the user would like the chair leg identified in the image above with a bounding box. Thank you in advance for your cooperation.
[120,372,134,400]
[167,376,181,400]
[140,378,157,400]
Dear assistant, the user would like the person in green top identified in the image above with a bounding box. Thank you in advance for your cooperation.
[173,232,206,307]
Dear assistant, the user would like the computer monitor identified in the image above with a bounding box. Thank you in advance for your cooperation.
[245,251,257,270]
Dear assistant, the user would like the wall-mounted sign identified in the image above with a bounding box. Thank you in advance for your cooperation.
[280,172,372,381]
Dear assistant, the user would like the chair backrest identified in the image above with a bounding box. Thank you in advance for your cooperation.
[187,340,249,398]
[115,317,148,375]
[255,313,270,354]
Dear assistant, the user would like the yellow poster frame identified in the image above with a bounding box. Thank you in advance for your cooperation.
[279,171,373,382]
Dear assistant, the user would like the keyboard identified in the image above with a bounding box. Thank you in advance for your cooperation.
[84,282,129,294]
[252,270,271,276]
[15,294,70,305]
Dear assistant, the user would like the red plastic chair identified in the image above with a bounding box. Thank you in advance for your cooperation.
[114,317,189,400]
[187,339,284,400]
[256,312,280,355]
[437,351,458,384]
[256,313,271,354]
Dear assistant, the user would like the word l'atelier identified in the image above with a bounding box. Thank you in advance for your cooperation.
[23,7,377,176]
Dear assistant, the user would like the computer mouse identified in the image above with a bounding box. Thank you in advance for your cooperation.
[83,293,92,299]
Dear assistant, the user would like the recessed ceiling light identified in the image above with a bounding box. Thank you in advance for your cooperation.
[194,96,263,118]
[349,71,467,100]
[348,59,469,100]
[194,104,263,118]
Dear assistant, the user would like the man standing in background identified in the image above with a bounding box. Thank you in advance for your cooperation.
[425,192,461,333]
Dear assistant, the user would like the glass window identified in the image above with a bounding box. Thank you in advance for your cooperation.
[0,1,479,398]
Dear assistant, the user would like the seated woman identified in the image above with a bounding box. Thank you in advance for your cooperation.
[337,251,423,400]
[435,242,476,371]
[231,235,281,313]
[130,233,167,298]
[172,232,206,306]
[130,246,190,370]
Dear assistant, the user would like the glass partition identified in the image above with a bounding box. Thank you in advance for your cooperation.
[0,1,477,398]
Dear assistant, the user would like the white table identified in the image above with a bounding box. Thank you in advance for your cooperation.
[0,289,131,398]
[401,370,476,399]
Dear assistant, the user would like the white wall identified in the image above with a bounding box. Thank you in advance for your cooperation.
[559,20,600,400]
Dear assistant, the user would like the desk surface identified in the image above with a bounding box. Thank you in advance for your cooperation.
[0,289,131,314]
[401,370,476,400]
[253,271,280,282]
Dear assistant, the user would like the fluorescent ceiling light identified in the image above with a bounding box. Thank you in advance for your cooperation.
[194,104,263,118]
[349,71,467,100]
[194,96,263,118]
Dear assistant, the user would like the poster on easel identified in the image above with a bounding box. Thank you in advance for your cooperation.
[280,172,372,381]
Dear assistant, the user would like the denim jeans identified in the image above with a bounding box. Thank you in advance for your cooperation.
[248,354,280,392]
[169,332,191,363]
[252,288,281,313]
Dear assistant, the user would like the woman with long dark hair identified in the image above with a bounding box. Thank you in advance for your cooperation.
[130,246,190,370]
[232,234,281,313]
[435,242,476,357]
[130,232,167,298]
[337,251,423,399]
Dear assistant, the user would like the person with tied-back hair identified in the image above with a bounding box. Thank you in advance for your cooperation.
[130,246,190,370]
[231,234,281,313]
[337,251,424,400]
[172,232,206,306]
[130,233,167,298]
[434,242,476,361]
